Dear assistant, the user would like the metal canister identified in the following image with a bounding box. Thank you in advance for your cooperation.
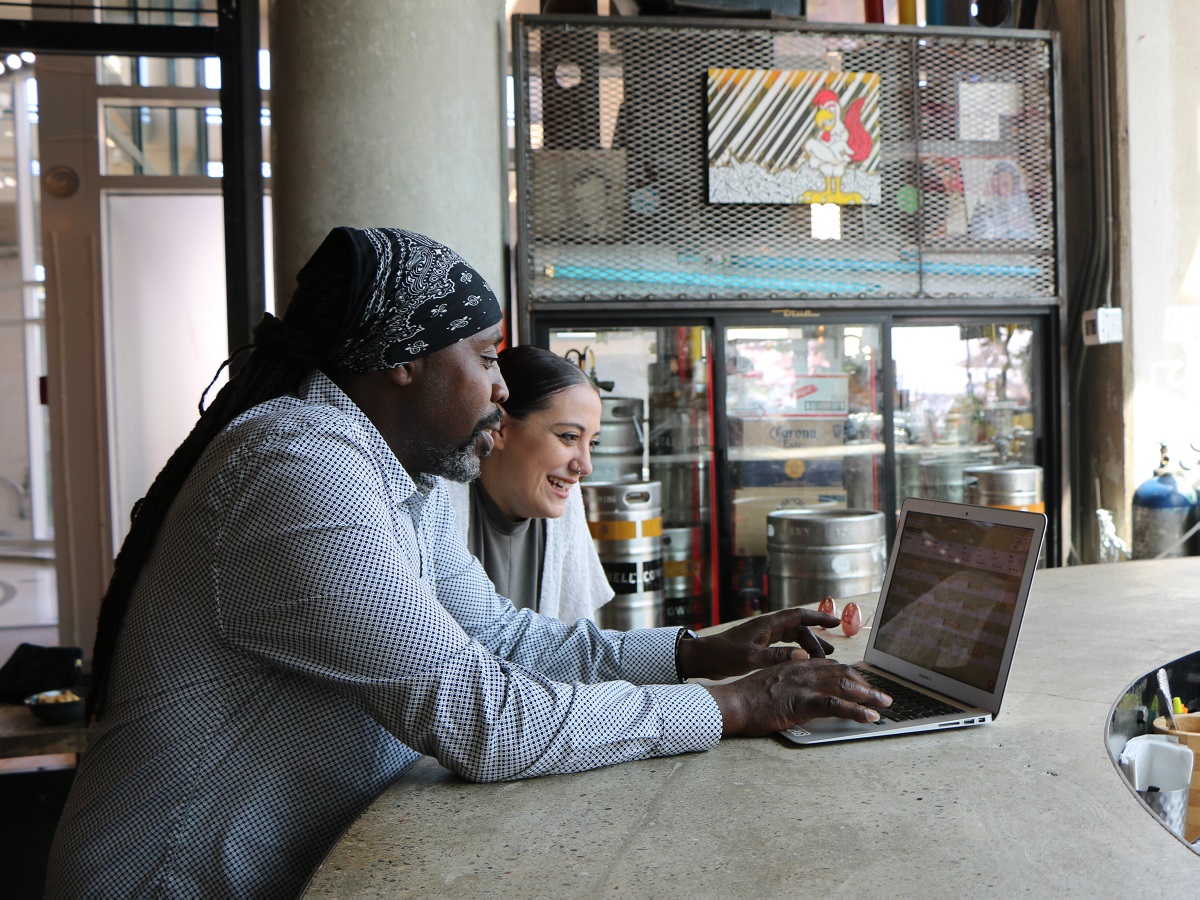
[920,450,989,502]
[964,463,1047,567]
[649,455,710,528]
[896,446,924,505]
[660,525,711,630]
[962,463,1044,512]
[1132,447,1197,560]
[591,396,644,483]
[647,367,711,527]
[842,449,879,510]
[766,508,886,610]
[582,481,663,630]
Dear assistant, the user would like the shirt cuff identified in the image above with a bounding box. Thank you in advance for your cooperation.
[617,626,687,686]
[645,683,724,754]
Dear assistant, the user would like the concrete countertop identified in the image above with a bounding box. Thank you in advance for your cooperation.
[306,557,1200,898]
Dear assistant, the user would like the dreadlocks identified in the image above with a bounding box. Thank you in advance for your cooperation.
[87,226,501,720]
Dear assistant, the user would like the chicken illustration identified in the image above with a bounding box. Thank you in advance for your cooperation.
[800,88,873,204]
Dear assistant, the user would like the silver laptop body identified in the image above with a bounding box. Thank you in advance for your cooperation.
[780,497,1047,746]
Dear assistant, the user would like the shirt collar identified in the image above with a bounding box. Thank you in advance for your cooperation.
[298,369,433,506]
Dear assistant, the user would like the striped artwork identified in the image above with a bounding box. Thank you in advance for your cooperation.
[707,68,882,206]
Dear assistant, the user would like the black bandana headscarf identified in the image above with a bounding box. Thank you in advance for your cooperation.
[292,226,504,374]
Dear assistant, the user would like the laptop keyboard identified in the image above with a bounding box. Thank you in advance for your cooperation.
[856,667,962,722]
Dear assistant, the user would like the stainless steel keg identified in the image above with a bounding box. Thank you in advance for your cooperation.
[660,525,710,630]
[766,508,886,609]
[590,396,645,483]
[962,463,1044,512]
[582,481,663,630]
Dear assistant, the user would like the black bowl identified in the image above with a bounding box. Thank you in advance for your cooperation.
[24,689,85,725]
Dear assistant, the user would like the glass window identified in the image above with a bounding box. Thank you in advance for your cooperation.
[104,105,213,176]
[98,55,215,89]
[101,104,271,178]
[892,321,1039,510]
[91,3,270,177]
[98,0,217,27]
[3,1,216,27]
[547,326,716,631]
[0,67,51,543]
[724,323,884,617]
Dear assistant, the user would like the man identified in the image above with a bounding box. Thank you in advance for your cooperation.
[48,227,888,898]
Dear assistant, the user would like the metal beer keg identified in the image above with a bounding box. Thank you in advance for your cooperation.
[766,508,886,610]
[919,450,985,502]
[661,525,711,630]
[590,396,644,483]
[648,381,711,527]
[963,463,1044,512]
[582,481,664,630]
[964,463,1047,566]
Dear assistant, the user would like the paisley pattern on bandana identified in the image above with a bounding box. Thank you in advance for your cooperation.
[331,228,503,374]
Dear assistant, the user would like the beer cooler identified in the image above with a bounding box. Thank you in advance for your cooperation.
[513,15,1066,624]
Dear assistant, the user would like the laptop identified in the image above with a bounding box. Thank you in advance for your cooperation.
[779,496,1046,745]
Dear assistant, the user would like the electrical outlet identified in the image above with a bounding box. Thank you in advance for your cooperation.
[1082,307,1123,345]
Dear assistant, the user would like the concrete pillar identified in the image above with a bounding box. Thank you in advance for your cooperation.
[1117,1,1200,535]
[269,0,509,307]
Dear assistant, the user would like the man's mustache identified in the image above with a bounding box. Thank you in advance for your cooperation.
[476,407,504,434]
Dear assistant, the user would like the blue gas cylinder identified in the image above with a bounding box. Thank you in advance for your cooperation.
[1194,460,1200,556]
[1131,445,1197,559]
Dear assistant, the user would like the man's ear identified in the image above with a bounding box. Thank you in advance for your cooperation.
[386,362,416,387]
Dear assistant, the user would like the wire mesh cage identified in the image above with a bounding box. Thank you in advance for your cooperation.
[513,16,1058,312]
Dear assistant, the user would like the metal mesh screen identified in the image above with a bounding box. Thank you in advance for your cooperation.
[513,17,1057,309]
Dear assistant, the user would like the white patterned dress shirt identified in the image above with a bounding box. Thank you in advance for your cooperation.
[47,371,721,898]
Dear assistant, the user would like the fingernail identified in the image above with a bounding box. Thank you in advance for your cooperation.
[866,709,880,722]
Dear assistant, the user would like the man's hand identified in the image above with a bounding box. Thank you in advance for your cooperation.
[705,660,892,736]
[675,608,840,681]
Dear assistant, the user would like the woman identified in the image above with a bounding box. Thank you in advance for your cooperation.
[449,344,613,622]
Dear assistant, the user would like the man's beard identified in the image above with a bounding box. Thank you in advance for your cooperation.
[437,439,484,483]
[423,407,504,483]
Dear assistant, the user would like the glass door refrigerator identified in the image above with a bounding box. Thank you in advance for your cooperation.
[515,15,1065,625]
[538,312,1054,625]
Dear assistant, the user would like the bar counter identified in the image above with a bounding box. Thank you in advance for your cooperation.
[306,557,1200,898]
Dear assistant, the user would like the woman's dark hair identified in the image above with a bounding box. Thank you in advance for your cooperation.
[497,345,597,421]
[87,230,362,721]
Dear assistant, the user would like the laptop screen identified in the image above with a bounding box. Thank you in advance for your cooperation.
[871,508,1038,694]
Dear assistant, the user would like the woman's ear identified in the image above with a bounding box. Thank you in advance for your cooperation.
[489,414,509,450]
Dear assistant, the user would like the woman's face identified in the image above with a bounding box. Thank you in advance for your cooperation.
[480,383,602,521]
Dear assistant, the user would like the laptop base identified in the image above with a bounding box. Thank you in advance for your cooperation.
[779,710,992,745]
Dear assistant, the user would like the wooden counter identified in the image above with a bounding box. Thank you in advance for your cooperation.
[306,558,1200,898]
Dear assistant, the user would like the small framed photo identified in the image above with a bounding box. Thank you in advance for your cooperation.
[959,156,1037,242]
[920,154,1037,245]
[919,155,969,241]
[530,149,627,242]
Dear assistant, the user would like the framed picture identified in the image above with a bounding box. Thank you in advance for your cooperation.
[919,155,969,241]
[920,154,1037,244]
[960,156,1037,242]
[530,149,627,242]
[707,68,881,206]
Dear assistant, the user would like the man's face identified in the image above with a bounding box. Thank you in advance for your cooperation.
[406,325,508,482]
